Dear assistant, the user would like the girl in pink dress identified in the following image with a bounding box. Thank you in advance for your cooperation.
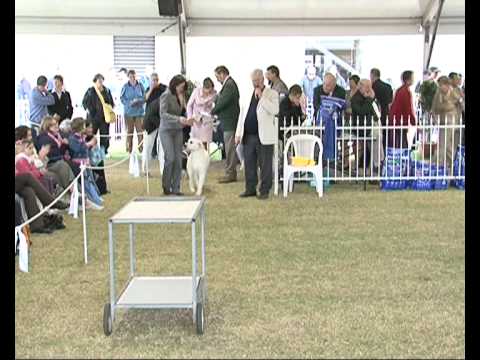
[186,78,217,150]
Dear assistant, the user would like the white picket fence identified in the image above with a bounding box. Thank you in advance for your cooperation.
[273,115,465,195]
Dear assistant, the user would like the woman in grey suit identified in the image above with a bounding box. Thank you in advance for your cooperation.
[159,75,193,195]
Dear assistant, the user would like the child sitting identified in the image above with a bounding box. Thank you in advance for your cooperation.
[68,117,104,210]
[85,119,109,195]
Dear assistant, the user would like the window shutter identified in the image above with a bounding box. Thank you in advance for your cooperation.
[113,36,155,75]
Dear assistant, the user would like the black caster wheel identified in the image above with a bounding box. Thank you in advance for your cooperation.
[103,303,113,336]
[196,302,205,335]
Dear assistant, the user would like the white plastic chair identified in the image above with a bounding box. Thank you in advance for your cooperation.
[283,134,323,198]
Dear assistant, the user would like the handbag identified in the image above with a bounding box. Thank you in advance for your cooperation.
[94,86,116,124]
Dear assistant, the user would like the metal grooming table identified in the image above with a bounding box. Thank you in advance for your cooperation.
[103,196,207,335]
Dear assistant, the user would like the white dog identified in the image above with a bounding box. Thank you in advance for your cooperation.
[186,138,210,196]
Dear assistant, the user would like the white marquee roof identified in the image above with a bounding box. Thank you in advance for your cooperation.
[15,0,465,36]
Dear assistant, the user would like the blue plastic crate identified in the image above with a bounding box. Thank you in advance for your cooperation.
[380,148,410,191]
[386,148,410,159]
[380,179,409,190]
[380,164,409,191]
[410,161,433,191]
[432,165,449,190]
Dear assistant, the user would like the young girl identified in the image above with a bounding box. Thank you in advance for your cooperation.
[68,117,104,210]
[186,77,217,151]
[15,140,58,195]
[85,119,109,195]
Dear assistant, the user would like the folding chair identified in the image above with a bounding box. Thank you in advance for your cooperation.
[283,134,323,198]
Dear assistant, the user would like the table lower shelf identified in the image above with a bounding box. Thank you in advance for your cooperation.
[116,276,202,308]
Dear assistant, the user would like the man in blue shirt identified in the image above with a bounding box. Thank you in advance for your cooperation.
[29,76,55,136]
[120,69,146,153]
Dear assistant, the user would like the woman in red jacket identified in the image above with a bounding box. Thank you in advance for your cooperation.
[15,140,57,195]
[388,71,416,148]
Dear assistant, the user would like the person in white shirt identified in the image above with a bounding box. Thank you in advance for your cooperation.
[235,69,279,200]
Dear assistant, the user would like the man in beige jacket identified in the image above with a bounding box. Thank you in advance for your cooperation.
[235,69,279,199]
[432,76,463,170]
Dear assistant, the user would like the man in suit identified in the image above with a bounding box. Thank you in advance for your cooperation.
[47,75,74,124]
[370,68,393,149]
[212,65,241,183]
[370,67,393,130]
[235,69,279,200]
[312,72,346,121]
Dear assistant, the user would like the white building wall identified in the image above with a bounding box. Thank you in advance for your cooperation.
[356,35,424,89]
[186,36,305,112]
[429,34,465,78]
[154,36,181,86]
[357,34,465,90]
[15,34,113,120]
[15,33,465,126]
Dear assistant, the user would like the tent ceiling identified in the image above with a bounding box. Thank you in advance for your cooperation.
[15,0,465,35]
[186,0,464,19]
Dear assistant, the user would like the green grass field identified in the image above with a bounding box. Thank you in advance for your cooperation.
[15,160,465,358]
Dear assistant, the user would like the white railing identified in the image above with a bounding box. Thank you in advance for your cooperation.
[273,114,465,195]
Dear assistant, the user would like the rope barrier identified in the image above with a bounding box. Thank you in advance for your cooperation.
[15,164,89,272]
[96,132,143,138]
[85,138,145,170]
[16,131,147,272]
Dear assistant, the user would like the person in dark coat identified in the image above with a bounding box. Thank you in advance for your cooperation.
[143,96,162,172]
[145,73,167,106]
[278,84,305,139]
[47,75,74,123]
[351,79,378,172]
[211,65,241,183]
[82,73,115,154]
[370,68,393,125]
[142,72,167,173]
[370,68,393,147]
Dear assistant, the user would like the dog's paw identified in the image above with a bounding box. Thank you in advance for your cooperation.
[195,190,202,196]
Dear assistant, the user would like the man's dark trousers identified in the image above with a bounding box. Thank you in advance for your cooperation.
[243,133,274,195]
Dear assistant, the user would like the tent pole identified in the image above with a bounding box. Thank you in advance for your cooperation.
[422,0,446,72]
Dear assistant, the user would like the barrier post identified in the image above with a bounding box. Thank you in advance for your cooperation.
[274,116,278,196]
[145,132,150,194]
[80,163,88,264]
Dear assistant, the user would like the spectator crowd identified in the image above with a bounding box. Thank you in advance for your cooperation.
[15,64,465,241]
